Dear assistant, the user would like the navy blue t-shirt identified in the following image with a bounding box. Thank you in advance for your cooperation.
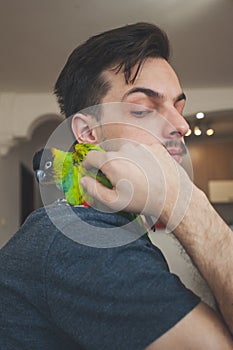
[0,203,200,349]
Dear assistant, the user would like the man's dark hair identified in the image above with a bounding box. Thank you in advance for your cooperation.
[54,22,170,118]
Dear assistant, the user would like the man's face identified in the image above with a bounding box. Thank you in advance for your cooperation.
[91,57,189,162]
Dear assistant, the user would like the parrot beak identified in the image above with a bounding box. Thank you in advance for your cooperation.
[36,170,46,183]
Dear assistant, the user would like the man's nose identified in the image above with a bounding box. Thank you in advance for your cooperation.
[162,109,189,139]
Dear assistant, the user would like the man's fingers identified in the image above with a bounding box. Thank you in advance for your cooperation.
[81,176,118,208]
[82,150,107,170]
[82,143,168,173]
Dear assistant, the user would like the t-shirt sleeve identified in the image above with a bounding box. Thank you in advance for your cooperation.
[45,234,201,350]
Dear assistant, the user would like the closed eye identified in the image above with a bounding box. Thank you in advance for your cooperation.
[130,108,153,118]
[174,99,186,115]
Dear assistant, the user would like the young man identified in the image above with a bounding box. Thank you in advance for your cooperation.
[0,23,232,349]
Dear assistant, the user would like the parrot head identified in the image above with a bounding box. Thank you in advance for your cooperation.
[33,147,74,191]
[33,148,55,185]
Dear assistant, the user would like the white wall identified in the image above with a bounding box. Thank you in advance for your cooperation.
[0,92,60,156]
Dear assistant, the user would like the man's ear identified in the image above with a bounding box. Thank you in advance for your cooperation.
[71,113,98,144]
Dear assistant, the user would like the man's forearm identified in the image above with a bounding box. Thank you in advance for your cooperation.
[169,187,233,334]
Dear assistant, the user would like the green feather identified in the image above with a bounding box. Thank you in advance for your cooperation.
[50,144,112,206]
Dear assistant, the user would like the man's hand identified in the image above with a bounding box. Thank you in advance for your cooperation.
[81,142,193,230]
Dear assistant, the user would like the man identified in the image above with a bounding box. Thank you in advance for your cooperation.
[0,23,232,349]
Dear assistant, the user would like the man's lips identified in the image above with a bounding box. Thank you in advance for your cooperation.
[167,148,183,162]
[167,147,183,156]
[165,141,187,163]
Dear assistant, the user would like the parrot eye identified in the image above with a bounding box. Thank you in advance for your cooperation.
[45,161,52,170]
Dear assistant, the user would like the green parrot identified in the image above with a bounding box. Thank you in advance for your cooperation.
[33,143,152,231]
[33,143,112,206]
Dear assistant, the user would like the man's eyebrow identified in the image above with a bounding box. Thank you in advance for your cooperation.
[176,92,186,103]
[122,87,165,101]
[122,87,186,103]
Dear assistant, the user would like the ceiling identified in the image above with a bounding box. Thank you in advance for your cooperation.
[0,0,233,93]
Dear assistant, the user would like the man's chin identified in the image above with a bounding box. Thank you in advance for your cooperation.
[171,154,183,163]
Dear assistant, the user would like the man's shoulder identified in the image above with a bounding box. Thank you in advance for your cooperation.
[0,205,59,258]
[2,203,143,254]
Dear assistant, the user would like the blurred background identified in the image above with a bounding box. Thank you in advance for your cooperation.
[0,0,232,309]
[0,0,232,242]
